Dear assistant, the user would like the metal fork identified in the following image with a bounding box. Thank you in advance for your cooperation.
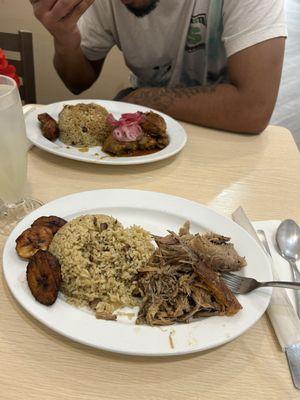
[221,272,300,294]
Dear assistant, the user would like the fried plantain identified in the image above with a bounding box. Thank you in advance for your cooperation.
[31,215,67,235]
[32,249,62,288]
[26,250,61,306]
[38,113,60,141]
[16,226,53,259]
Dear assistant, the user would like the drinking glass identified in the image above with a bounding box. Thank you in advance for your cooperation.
[0,75,42,235]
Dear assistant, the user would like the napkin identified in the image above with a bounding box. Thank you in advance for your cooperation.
[253,220,300,350]
[23,104,38,151]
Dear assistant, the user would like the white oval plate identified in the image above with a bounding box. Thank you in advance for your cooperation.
[25,100,187,165]
[3,190,272,356]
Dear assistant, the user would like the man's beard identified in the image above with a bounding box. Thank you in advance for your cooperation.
[126,0,160,17]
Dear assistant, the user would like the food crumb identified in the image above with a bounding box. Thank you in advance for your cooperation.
[78,147,89,153]
[169,334,174,349]
[116,312,135,320]
[169,330,175,349]
[188,333,198,347]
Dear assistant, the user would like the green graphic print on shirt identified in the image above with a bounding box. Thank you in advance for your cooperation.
[182,0,226,87]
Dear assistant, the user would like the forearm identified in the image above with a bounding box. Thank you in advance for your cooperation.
[54,41,98,94]
[124,84,270,134]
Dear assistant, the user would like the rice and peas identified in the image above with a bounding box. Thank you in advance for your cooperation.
[58,103,112,147]
[49,214,154,318]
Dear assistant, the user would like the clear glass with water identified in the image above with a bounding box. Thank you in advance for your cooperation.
[0,75,41,234]
[0,75,27,203]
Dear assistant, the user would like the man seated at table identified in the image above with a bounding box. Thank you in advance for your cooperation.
[30,0,286,134]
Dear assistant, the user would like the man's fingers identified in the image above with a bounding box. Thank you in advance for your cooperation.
[31,0,84,22]
[31,0,94,34]
[50,0,84,21]
[30,0,57,8]
[64,0,94,23]
[31,0,58,17]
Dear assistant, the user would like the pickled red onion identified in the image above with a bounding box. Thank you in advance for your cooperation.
[106,112,145,142]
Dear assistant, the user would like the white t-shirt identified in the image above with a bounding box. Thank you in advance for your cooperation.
[78,0,287,87]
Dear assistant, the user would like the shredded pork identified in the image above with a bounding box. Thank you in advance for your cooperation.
[135,222,245,326]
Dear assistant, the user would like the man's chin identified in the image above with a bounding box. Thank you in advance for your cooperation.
[125,0,160,17]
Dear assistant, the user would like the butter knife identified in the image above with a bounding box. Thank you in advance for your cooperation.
[232,207,300,390]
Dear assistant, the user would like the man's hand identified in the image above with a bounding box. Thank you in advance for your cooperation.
[30,0,94,50]
[30,0,103,94]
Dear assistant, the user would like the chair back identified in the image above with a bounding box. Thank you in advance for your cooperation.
[0,30,36,104]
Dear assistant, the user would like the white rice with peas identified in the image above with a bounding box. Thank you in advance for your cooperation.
[49,214,154,318]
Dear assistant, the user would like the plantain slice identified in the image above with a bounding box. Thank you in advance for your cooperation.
[31,215,67,235]
[26,250,61,306]
[32,249,62,288]
[38,113,60,141]
[16,226,53,259]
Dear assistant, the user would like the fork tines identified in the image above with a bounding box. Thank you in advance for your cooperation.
[220,272,242,292]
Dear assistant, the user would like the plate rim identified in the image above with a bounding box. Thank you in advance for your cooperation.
[2,189,272,356]
[25,100,187,166]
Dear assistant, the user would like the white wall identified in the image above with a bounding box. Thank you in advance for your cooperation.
[0,0,130,103]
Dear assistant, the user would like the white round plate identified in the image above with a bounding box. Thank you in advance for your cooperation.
[3,190,272,356]
[25,100,187,165]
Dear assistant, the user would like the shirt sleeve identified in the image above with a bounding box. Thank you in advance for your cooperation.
[77,3,115,61]
[222,0,287,58]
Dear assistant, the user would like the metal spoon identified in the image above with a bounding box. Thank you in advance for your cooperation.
[276,219,300,318]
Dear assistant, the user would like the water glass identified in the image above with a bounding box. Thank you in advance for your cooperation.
[0,74,41,234]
